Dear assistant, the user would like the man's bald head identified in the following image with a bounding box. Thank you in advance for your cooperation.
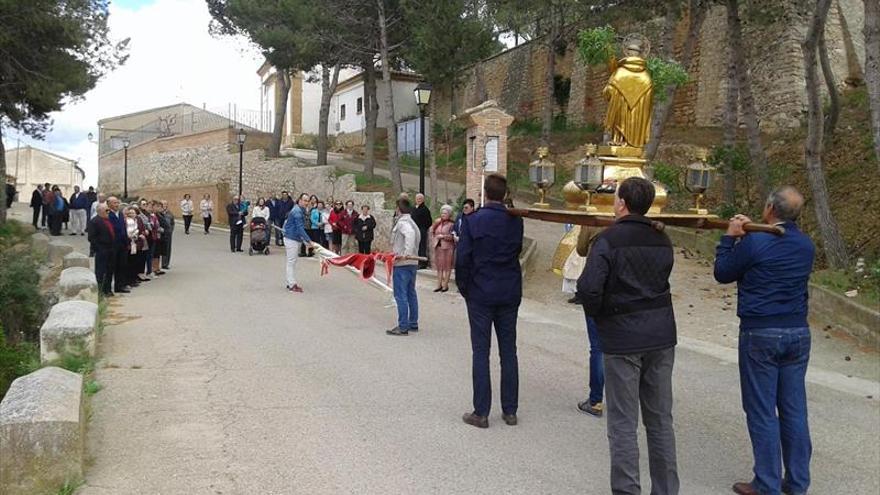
[766,186,804,222]
[96,203,109,218]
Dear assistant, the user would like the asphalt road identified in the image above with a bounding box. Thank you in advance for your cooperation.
[18,206,872,494]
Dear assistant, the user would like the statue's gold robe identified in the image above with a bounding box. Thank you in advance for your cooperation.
[603,56,653,148]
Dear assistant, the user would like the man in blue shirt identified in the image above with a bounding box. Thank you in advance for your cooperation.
[714,186,815,495]
[456,174,523,428]
[283,193,311,293]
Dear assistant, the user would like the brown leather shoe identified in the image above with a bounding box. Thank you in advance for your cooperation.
[732,482,759,495]
[462,412,488,428]
[502,414,517,425]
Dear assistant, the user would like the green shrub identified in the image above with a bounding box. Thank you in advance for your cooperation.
[0,251,45,343]
[653,162,682,193]
[0,328,40,399]
[578,26,617,66]
[647,57,689,103]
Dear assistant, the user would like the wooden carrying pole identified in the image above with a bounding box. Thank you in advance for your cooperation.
[508,208,785,235]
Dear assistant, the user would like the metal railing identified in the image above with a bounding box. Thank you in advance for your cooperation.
[100,105,273,155]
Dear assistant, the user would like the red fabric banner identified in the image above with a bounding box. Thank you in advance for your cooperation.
[320,252,398,284]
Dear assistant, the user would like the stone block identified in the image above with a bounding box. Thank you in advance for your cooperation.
[0,367,84,495]
[58,267,99,304]
[40,300,98,364]
[30,233,50,260]
[62,252,91,270]
[48,241,75,266]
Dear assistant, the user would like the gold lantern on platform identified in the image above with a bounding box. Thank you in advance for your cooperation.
[574,144,605,212]
[686,149,715,215]
[529,147,556,209]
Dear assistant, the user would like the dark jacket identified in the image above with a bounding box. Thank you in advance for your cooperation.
[577,215,676,355]
[4,183,14,208]
[714,222,815,329]
[455,202,523,306]
[108,210,127,247]
[412,203,432,231]
[226,202,243,226]
[267,198,281,222]
[70,192,89,210]
[158,210,175,236]
[279,199,294,220]
[88,216,116,250]
[353,215,376,242]
[30,188,43,208]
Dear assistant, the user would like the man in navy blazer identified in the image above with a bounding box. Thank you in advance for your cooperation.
[455,174,524,429]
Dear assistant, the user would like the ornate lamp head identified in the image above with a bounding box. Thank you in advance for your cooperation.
[573,144,605,212]
[529,147,556,209]
[685,149,715,215]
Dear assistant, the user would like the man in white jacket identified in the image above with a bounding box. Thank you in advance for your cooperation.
[387,198,421,336]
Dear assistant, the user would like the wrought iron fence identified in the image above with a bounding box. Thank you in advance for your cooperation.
[100,104,272,155]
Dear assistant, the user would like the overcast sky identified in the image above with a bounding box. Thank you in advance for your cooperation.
[8,0,263,188]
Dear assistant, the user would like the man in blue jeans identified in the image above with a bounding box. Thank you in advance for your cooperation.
[714,186,815,495]
[456,174,524,429]
[577,317,605,416]
[386,198,420,336]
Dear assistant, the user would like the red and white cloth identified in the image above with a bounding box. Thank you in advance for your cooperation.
[319,252,398,284]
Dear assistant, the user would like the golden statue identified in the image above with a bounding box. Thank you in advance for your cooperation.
[603,40,653,149]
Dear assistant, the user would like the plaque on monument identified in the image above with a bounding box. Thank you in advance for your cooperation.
[485,136,499,172]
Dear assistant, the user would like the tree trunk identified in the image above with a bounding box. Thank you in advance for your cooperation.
[269,69,291,158]
[428,99,438,205]
[363,61,379,178]
[317,63,341,166]
[865,0,880,166]
[803,0,849,269]
[722,36,739,206]
[376,0,403,193]
[0,125,7,225]
[644,0,706,161]
[819,28,840,137]
[727,0,770,204]
[541,8,559,146]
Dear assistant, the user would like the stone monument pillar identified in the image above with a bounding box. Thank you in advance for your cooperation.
[460,101,515,204]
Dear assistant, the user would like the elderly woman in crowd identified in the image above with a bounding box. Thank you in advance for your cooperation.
[180,193,194,234]
[430,204,456,292]
[125,206,148,285]
[200,193,214,234]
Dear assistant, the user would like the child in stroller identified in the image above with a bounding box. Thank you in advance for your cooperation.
[249,217,270,255]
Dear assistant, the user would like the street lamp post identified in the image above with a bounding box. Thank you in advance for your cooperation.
[122,138,130,199]
[413,82,432,194]
[237,128,247,197]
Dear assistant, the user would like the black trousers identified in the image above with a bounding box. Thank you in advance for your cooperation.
[183,215,193,233]
[358,240,372,254]
[114,244,129,291]
[31,205,41,227]
[41,207,48,227]
[161,235,172,268]
[203,215,212,233]
[49,213,63,235]
[95,247,116,295]
[230,223,243,251]
[466,301,520,417]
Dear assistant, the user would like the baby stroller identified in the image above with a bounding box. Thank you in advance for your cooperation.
[248,217,271,255]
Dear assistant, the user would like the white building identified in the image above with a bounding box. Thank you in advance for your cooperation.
[5,146,84,202]
[258,62,422,147]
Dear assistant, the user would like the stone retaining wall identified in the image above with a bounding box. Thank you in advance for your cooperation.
[433,0,865,133]
[0,367,84,495]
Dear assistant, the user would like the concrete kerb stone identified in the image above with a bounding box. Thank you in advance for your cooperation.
[48,241,75,266]
[30,233,50,260]
[40,300,99,364]
[63,252,91,270]
[58,267,99,304]
[0,367,84,495]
